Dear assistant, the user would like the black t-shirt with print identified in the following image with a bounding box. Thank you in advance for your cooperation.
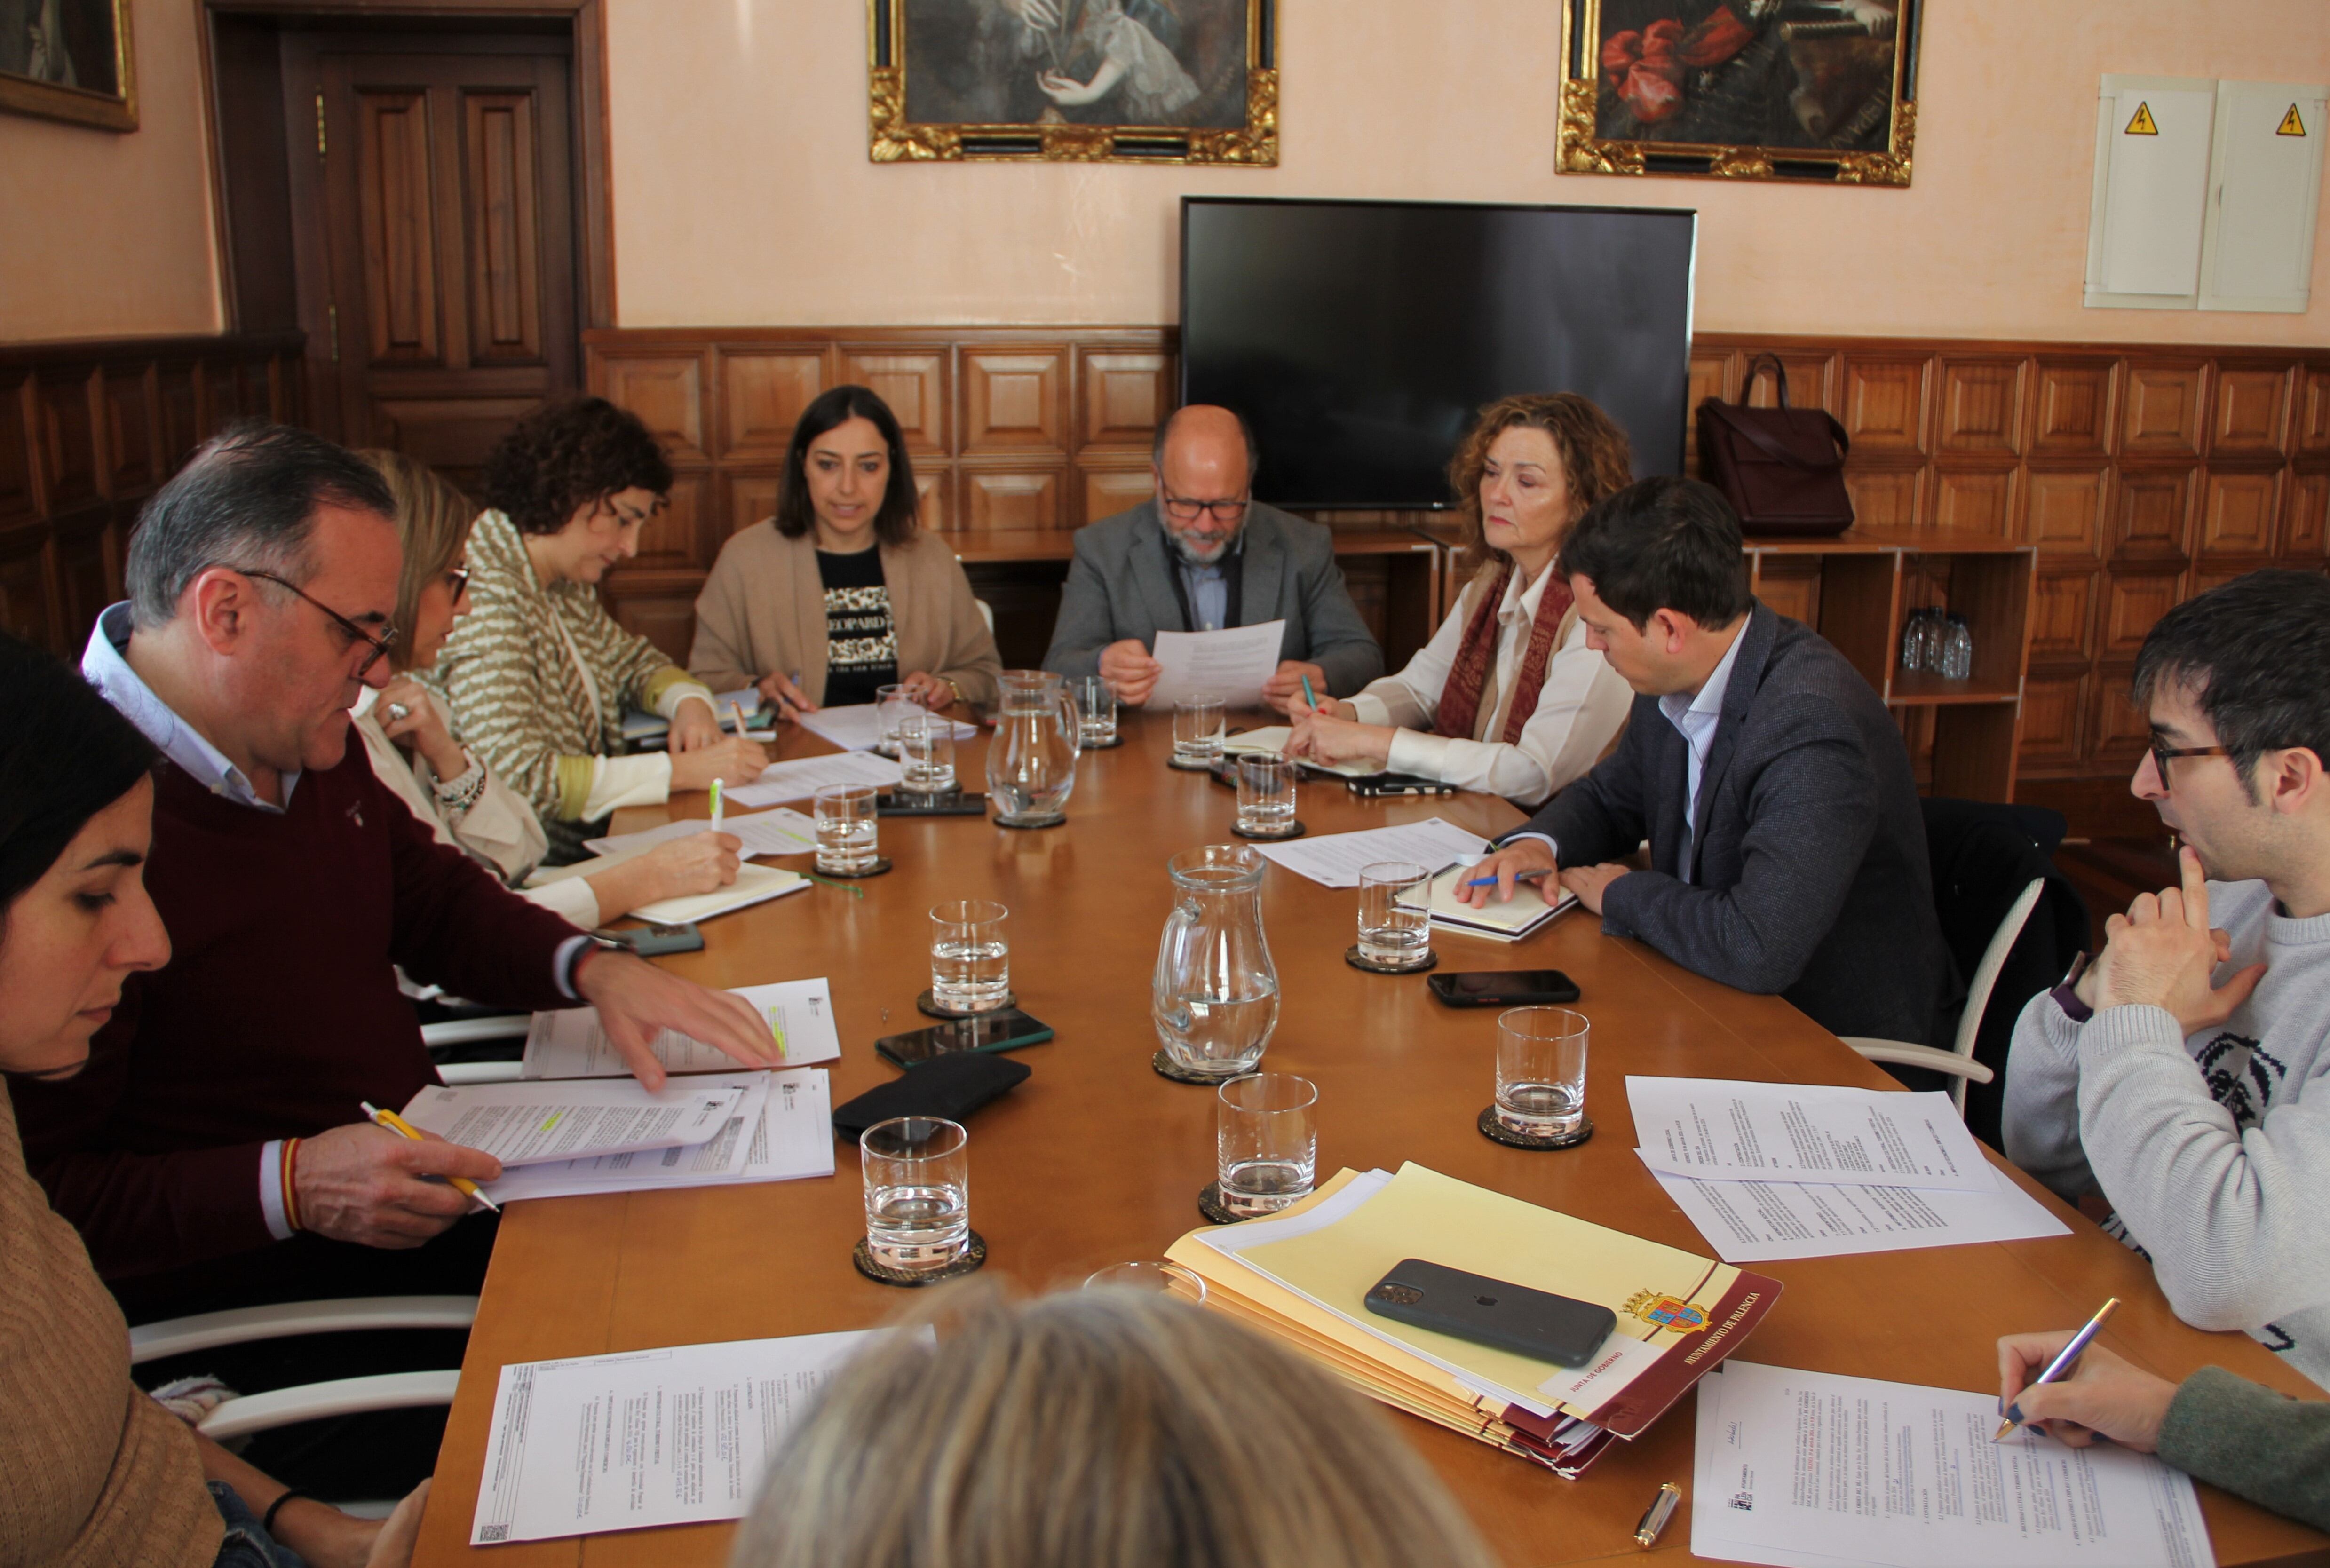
[817,546,898,707]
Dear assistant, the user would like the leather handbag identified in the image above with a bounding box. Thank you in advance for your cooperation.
[1696,354,1855,537]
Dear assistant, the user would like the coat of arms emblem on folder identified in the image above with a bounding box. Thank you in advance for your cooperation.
[1625,1290,1710,1333]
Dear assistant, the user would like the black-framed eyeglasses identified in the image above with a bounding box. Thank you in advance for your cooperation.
[1160,487,1250,524]
[2149,735,2232,779]
[237,567,398,675]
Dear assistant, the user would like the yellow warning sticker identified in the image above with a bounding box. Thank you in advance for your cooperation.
[2125,102,2159,136]
[2278,103,2307,137]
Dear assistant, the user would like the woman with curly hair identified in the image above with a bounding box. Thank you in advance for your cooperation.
[1285,393,1635,807]
[426,398,769,862]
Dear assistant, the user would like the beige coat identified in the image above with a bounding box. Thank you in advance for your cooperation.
[687,523,1003,707]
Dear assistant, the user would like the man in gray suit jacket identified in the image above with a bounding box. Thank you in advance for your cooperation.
[1464,476,1952,1046]
[1042,405,1383,710]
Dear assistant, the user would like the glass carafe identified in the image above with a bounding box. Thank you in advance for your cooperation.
[985,669,1082,827]
[1152,845,1280,1079]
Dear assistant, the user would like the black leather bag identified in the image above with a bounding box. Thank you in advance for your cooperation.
[1696,354,1855,537]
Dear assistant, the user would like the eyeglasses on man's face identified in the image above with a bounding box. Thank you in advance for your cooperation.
[2148,733,2232,782]
[237,567,397,676]
[1160,487,1250,525]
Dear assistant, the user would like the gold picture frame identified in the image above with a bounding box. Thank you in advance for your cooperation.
[1557,0,1914,186]
[869,0,1276,166]
[0,0,136,131]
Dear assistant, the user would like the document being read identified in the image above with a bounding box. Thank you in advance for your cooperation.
[1693,1361,2215,1568]
[727,750,902,809]
[1252,816,1489,889]
[1629,1077,1993,1193]
[396,1080,743,1166]
[1144,619,1286,710]
[482,1069,833,1204]
[521,979,842,1079]
[1647,1160,2068,1264]
[470,1326,927,1544]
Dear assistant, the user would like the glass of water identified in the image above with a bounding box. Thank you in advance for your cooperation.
[1083,1260,1208,1305]
[898,711,957,795]
[1077,675,1119,745]
[1173,696,1225,766]
[874,683,916,756]
[1216,1071,1317,1219]
[1495,1007,1589,1141]
[813,783,879,874]
[1235,754,1297,836]
[861,1116,969,1274]
[1357,859,1433,968]
[930,899,1010,1012]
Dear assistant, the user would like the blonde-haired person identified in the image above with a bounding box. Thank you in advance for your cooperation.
[1286,393,1636,807]
[353,451,741,930]
[730,1283,1501,1568]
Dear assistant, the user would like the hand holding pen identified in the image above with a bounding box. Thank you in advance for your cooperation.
[1454,839,1559,908]
[1995,1301,2157,1448]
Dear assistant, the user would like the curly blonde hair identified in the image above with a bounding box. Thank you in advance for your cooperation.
[1447,393,1634,578]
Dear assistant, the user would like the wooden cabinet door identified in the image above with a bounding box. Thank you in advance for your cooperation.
[289,40,579,489]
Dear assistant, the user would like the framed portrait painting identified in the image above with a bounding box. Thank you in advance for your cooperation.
[0,0,135,131]
[869,0,1276,165]
[1559,0,1916,185]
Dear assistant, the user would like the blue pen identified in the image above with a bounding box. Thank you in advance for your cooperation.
[1301,673,1319,712]
[1463,868,1553,888]
[1995,1297,2119,1441]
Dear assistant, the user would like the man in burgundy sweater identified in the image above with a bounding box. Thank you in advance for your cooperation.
[16,424,776,1320]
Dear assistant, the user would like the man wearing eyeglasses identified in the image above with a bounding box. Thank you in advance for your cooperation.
[2005,569,2330,1394]
[1042,404,1383,710]
[24,423,777,1330]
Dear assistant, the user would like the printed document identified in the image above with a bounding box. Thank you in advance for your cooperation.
[1648,1160,2069,1263]
[794,703,975,752]
[522,978,843,1079]
[1223,725,1379,779]
[1629,1077,1993,1193]
[1692,1361,2215,1568]
[484,1068,834,1203]
[581,807,818,859]
[1144,619,1286,710]
[727,750,903,808]
[469,1325,924,1544]
[1253,816,1490,889]
[396,1080,743,1166]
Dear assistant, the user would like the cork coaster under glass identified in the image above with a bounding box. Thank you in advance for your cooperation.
[1344,944,1437,975]
[815,856,892,879]
[1166,753,1223,772]
[852,1229,987,1287]
[1230,820,1306,842]
[1197,1181,1245,1226]
[917,988,1018,1021]
[1476,1106,1594,1150]
[991,812,1067,830]
[1152,1050,1244,1085]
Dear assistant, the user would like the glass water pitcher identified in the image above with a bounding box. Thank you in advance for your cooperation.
[1152,844,1281,1079]
[984,669,1082,827]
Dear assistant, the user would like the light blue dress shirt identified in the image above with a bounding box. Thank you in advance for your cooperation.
[83,602,297,811]
[1177,556,1230,632]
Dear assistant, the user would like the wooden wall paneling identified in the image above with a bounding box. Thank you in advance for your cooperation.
[36,364,103,517]
[53,508,114,653]
[2029,359,2116,456]
[2088,666,2151,767]
[721,471,783,542]
[101,365,157,500]
[602,582,698,665]
[1075,346,1172,452]
[1931,702,2021,803]
[0,372,34,527]
[2102,569,2187,658]
[2121,360,2207,458]
[204,358,249,428]
[0,524,56,649]
[1741,351,1836,412]
[1935,357,2024,456]
[719,348,831,461]
[916,468,950,535]
[2022,465,2108,557]
[2111,466,2197,560]
[962,348,1066,456]
[594,350,708,462]
[2198,468,2282,558]
[1081,463,1155,528]
[2028,569,2098,663]
[2301,369,2330,452]
[2017,673,2087,769]
[961,466,1062,531]
[1930,466,2017,538]
[1749,555,1822,628]
[1804,550,1896,691]
[2289,469,2328,558]
[2211,365,2291,458]
[1842,466,1920,531]
[460,92,546,365]
[156,360,202,473]
[356,90,442,365]
[635,473,711,571]
[1839,356,1929,455]
[840,345,948,455]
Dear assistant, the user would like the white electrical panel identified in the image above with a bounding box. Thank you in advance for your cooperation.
[2200,80,2327,312]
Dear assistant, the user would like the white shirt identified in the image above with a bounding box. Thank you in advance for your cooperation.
[82,603,296,812]
[1658,620,1749,885]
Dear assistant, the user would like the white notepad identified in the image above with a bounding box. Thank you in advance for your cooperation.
[524,859,805,925]
[1410,863,1576,942]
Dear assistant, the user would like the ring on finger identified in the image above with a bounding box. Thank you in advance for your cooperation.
[385,701,411,722]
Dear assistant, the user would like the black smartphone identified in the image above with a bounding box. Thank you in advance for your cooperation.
[1347,773,1458,797]
[595,923,705,957]
[876,791,989,816]
[1426,969,1582,1007]
[874,1008,1054,1067]
[1363,1259,1617,1368]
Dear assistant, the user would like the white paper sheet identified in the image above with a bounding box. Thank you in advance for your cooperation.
[1691,1361,2216,1568]
[469,1323,922,1544]
[1252,816,1490,889]
[580,807,818,859]
[1628,1077,1993,1193]
[1649,1160,2069,1263]
[484,1069,835,1203]
[521,979,843,1079]
[1223,725,1378,778]
[726,750,903,808]
[793,703,975,752]
[1144,619,1286,710]
[396,1080,744,1166]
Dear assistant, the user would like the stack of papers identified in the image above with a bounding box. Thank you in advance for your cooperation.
[1626,1077,2070,1262]
[478,1069,834,1204]
[728,750,903,808]
[1223,726,1380,779]
[1252,816,1490,889]
[1408,863,1576,942]
[795,703,975,752]
[520,979,842,1079]
[1145,620,1287,710]
[1694,1361,2215,1568]
[397,1080,747,1165]
[1166,1163,1780,1478]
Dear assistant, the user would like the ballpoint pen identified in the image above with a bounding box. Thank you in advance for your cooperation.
[1463,868,1553,888]
[1301,673,1319,712]
[709,777,724,832]
[1995,1296,2120,1441]
[360,1101,500,1213]
[1634,1481,1680,1548]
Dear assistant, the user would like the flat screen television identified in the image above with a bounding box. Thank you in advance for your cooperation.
[1179,198,1697,509]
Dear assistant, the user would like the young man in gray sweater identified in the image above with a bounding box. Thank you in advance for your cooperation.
[2005,570,2330,1393]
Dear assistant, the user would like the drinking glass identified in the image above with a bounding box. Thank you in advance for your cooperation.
[812,783,879,874]
[1083,1260,1208,1304]
[930,899,1010,1012]
[898,711,958,795]
[874,683,917,756]
[1495,1007,1589,1140]
[1216,1072,1318,1219]
[1357,859,1433,967]
[1173,696,1225,766]
[1235,754,1297,836]
[861,1117,969,1273]
[1077,675,1119,745]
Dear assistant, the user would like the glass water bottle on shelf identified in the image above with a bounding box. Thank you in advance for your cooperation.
[1940,613,1974,681]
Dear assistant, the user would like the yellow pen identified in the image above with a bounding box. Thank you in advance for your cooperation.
[361,1101,501,1213]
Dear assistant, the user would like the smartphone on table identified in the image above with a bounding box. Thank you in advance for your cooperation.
[1363,1259,1616,1367]
[1425,970,1581,1007]
[874,1008,1054,1068]
[1347,774,1458,797]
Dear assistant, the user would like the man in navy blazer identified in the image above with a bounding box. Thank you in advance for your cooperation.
[1464,476,1951,1046]
[1041,405,1383,712]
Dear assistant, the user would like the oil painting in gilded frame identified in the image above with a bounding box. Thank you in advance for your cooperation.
[0,0,135,131]
[870,0,1276,165]
[1559,0,1916,186]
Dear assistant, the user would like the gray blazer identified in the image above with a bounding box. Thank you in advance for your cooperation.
[1515,602,1953,1045]
[1041,500,1385,695]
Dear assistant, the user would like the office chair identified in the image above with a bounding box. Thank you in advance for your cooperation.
[1840,875,2044,1112]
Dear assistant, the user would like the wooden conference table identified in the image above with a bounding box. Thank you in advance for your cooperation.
[413,712,2330,1568]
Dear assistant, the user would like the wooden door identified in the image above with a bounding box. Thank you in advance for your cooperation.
[284,35,579,490]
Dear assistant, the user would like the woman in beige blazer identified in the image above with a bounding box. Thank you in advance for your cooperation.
[688,386,1002,717]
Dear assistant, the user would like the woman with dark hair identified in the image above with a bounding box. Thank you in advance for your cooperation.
[0,634,425,1568]
[1285,393,1635,807]
[688,385,1001,717]
[427,397,769,862]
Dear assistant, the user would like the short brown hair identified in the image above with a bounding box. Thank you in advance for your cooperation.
[1447,393,1634,577]
[357,449,476,672]
[481,396,673,536]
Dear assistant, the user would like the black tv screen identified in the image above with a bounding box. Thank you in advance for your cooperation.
[1179,198,1697,509]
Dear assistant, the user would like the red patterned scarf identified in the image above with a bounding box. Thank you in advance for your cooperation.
[1433,562,1575,744]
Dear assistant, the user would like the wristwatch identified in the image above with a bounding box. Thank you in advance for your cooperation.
[2050,951,2095,1023]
